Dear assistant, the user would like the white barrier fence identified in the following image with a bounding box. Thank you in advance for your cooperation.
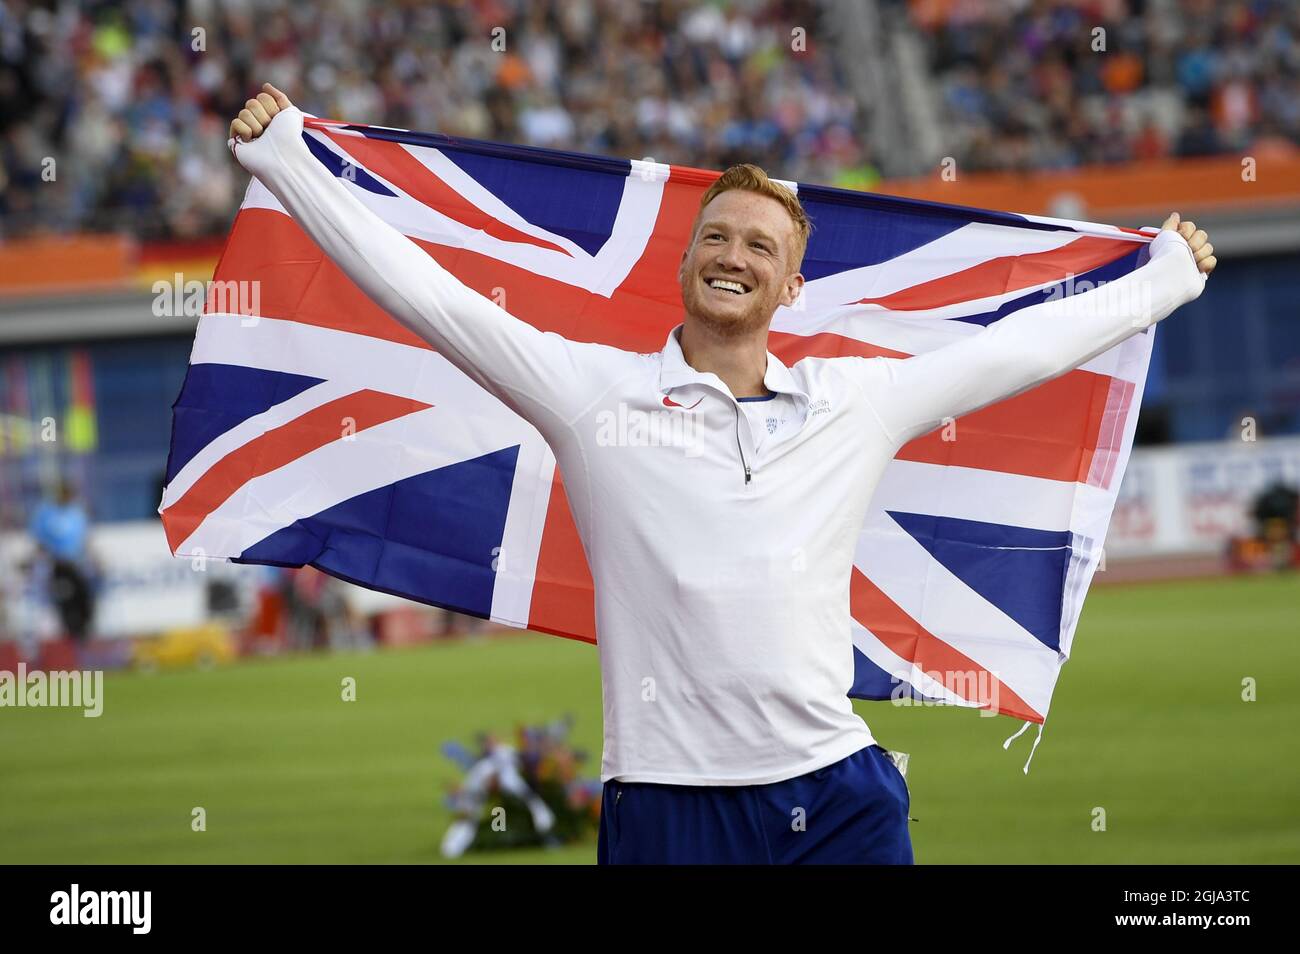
[0,520,408,640]
[1106,434,1300,558]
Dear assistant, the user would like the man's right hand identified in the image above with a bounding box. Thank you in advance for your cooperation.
[230,83,293,143]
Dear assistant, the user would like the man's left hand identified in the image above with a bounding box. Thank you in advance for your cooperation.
[1160,212,1216,276]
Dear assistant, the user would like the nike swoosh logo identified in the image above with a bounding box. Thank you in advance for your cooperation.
[662,395,703,409]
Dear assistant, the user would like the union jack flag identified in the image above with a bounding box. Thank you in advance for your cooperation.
[160,117,1157,740]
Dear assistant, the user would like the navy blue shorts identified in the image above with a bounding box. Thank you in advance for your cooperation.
[597,744,913,865]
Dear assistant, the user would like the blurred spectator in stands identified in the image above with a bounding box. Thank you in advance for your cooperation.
[27,479,97,643]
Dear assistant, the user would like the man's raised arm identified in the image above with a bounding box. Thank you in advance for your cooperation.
[229,85,615,440]
[850,222,1212,448]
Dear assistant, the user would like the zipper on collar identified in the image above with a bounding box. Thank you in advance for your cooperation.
[733,401,752,485]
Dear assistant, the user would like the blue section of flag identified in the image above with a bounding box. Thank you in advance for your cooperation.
[164,364,324,483]
[347,123,634,177]
[799,197,965,282]
[303,132,397,196]
[850,647,944,703]
[237,445,520,619]
[441,149,627,257]
[886,510,1071,651]
[796,183,1072,283]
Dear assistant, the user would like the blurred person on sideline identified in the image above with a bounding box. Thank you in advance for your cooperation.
[319,572,373,651]
[1252,480,1299,569]
[27,479,97,643]
[278,566,372,651]
[279,566,326,650]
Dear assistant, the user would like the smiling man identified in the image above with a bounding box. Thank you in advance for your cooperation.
[230,84,1214,864]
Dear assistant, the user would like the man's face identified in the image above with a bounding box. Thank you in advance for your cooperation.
[678,189,804,337]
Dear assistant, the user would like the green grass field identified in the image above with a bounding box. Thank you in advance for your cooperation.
[2,572,1297,864]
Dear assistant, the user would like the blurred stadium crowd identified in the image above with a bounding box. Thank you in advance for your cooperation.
[0,0,864,239]
[4,0,1298,241]
[913,0,1300,172]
